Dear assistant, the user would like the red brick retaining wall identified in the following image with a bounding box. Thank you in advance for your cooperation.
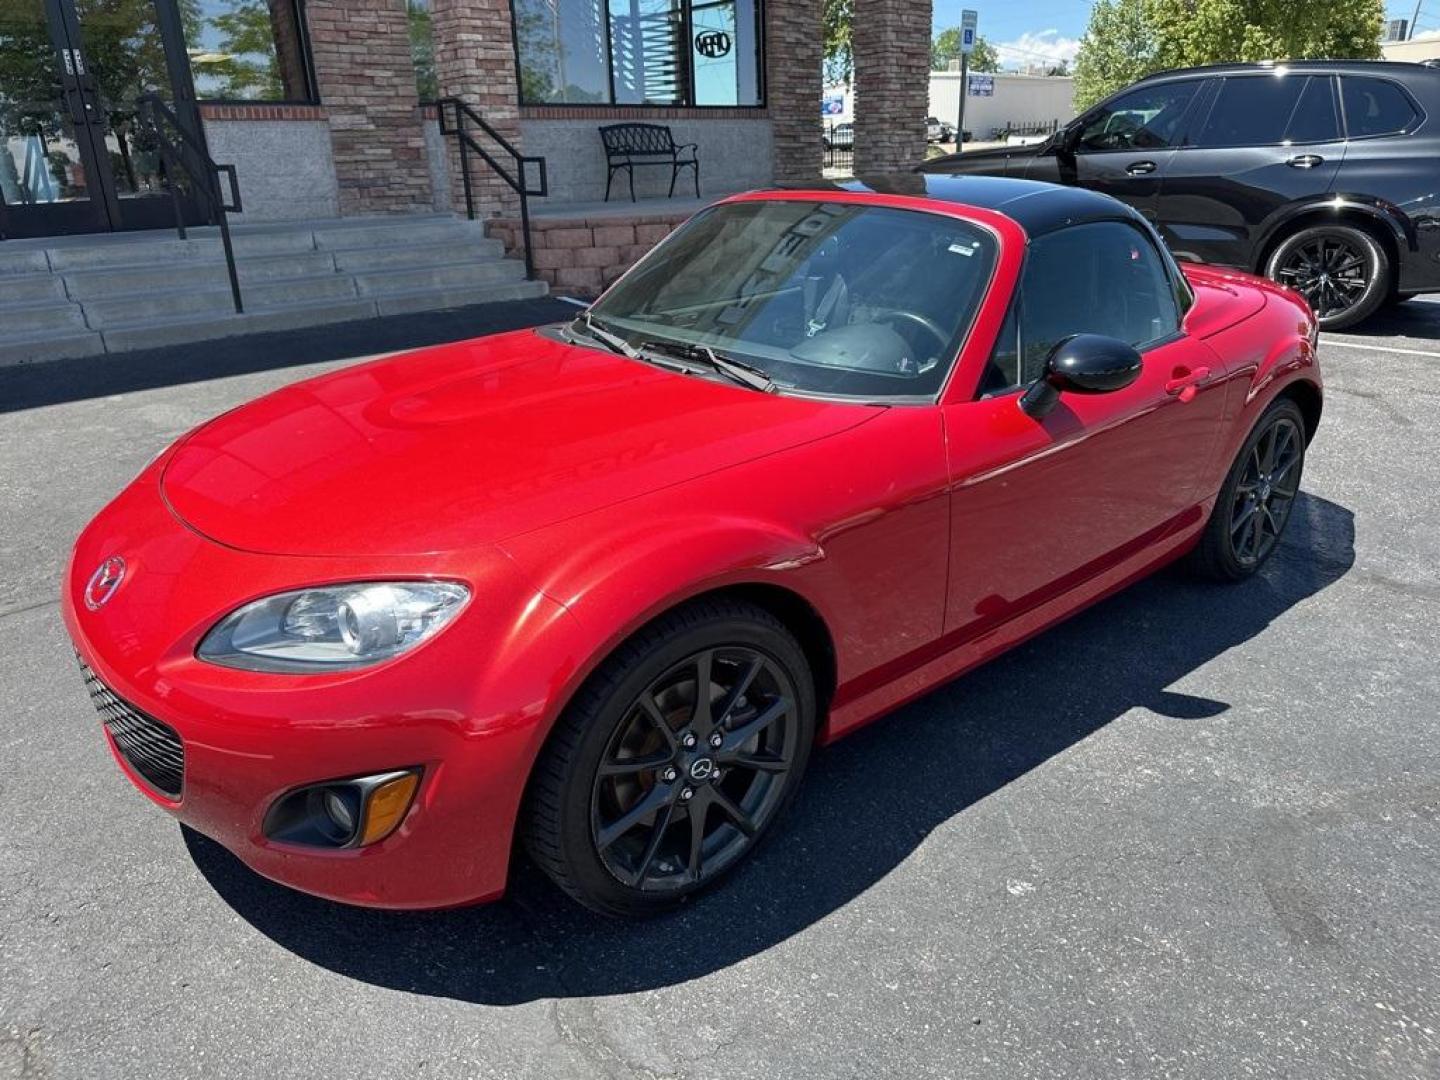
[489,210,697,295]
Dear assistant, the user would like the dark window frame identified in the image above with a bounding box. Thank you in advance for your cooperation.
[190,0,321,106]
[1338,74,1426,140]
[977,218,1189,399]
[509,0,767,110]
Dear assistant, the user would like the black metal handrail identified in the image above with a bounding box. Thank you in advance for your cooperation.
[433,97,547,280]
[135,93,244,314]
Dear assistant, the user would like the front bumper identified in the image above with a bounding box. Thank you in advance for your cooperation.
[63,461,577,909]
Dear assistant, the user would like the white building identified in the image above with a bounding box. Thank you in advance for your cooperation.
[1381,34,1440,63]
[928,71,1076,141]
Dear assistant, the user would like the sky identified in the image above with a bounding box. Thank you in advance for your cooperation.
[930,0,1436,71]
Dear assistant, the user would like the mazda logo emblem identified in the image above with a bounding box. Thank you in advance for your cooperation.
[688,757,715,781]
[694,30,731,59]
[84,556,126,611]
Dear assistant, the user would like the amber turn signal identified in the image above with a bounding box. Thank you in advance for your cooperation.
[359,770,421,846]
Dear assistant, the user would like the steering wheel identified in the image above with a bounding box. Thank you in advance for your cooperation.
[879,310,950,355]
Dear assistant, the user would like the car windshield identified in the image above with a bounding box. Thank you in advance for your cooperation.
[585,199,998,400]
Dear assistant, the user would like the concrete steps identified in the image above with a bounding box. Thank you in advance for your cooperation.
[0,215,547,366]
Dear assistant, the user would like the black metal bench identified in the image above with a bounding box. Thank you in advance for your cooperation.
[599,123,700,202]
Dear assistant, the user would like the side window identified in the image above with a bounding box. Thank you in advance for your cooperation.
[1191,75,1338,148]
[981,222,1181,395]
[1076,82,1200,152]
[1286,76,1341,143]
[1342,76,1421,138]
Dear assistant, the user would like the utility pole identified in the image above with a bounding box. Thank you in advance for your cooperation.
[1411,0,1424,38]
[957,8,977,152]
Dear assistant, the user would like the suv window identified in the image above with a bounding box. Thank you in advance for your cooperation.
[1192,75,1339,147]
[1342,76,1421,137]
[1076,82,1200,152]
[982,222,1180,394]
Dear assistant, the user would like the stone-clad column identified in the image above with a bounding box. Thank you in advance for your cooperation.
[766,0,824,184]
[853,0,931,175]
[431,0,524,217]
[305,0,433,214]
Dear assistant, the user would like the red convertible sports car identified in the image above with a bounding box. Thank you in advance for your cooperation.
[64,176,1321,917]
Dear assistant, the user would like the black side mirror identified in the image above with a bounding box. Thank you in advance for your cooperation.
[1018,334,1143,419]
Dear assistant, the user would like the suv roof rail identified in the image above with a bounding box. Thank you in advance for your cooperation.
[1135,58,1437,82]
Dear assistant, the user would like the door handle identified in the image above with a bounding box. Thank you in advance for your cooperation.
[1125,160,1157,175]
[1287,154,1324,169]
[1165,366,1211,403]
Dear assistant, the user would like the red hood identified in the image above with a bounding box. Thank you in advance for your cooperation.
[161,328,880,557]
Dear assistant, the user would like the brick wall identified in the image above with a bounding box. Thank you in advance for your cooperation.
[489,211,695,295]
[305,0,432,214]
[431,0,524,218]
[766,0,823,183]
[853,0,932,174]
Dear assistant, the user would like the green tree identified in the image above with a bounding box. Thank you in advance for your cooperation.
[1148,0,1383,69]
[931,29,1000,72]
[1072,0,1157,109]
[1074,0,1384,110]
[409,0,437,100]
[823,0,853,84]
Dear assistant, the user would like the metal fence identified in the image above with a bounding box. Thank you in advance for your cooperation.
[823,122,854,174]
[989,119,1062,142]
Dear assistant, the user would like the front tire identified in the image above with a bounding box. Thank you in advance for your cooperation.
[522,599,816,917]
[1265,224,1389,331]
[1189,399,1307,581]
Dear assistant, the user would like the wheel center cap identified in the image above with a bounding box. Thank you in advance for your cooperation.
[688,757,716,782]
[1259,480,1272,501]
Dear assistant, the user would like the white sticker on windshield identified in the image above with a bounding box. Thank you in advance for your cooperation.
[948,242,977,256]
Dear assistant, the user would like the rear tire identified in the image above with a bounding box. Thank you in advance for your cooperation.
[522,599,815,917]
[1265,224,1389,331]
[1189,398,1307,581]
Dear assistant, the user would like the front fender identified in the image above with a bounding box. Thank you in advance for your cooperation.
[503,512,834,712]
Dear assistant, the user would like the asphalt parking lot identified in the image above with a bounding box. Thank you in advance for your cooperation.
[2,298,1438,1080]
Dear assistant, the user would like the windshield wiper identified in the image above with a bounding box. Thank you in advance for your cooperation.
[570,311,639,359]
[570,314,776,392]
[636,338,777,393]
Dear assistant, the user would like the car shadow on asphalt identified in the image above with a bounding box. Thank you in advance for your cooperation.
[1334,299,1440,340]
[183,491,1355,1005]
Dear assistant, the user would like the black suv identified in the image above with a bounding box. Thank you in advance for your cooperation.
[922,60,1440,328]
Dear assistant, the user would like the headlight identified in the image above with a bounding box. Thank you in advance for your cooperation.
[197,581,469,672]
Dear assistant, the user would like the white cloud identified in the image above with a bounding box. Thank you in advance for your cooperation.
[993,29,1082,70]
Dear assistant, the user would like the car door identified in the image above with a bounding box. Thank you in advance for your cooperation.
[1154,74,1347,269]
[1037,79,1207,221]
[941,219,1229,638]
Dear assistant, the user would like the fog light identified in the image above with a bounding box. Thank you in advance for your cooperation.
[264,768,421,849]
[322,788,357,835]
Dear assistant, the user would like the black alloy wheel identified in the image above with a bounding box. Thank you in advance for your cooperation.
[1189,398,1307,581]
[1266,225,1388,330]
[590,646,799,890]
[524,600,815,917]
[1229,414,1303,568]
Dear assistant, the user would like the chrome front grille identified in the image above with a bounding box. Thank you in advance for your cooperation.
[80,661,184,799]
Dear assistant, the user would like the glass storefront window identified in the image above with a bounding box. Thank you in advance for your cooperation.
[608,0,683,105]
[514,0,611,103]
[183,0,312,102]
[689,0,757,106]
[512,0,762,107]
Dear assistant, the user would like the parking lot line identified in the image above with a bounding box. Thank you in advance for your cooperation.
[1320,336,1440,359]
